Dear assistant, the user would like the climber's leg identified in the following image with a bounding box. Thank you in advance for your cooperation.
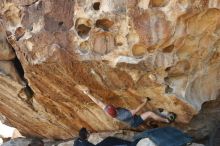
[140,111,169,123]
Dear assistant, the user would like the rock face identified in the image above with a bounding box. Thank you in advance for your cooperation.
[0,0,219,139]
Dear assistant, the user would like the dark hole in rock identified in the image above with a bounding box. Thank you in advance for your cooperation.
[93,2,100,10]
[95,18,114,31]
[58,21,64,26]
[76,24,91,38]
[162,45,174,53]
[13,58,24,78]
[165,67,171,71]
[165,85,173,94]
[13,58,34,98]
[24,85,34,98]
[164,76,170,84]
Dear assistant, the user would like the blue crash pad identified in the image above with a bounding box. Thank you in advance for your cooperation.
[133,127,192,146]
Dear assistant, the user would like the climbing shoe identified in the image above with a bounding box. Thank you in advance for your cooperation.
[167,112,177,123]
[155,108,177,123]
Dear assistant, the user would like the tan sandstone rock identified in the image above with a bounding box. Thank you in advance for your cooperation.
[0,0,219,140]
[0,23,15,60]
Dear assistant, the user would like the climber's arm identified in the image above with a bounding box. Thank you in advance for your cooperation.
[77,85,106,109]
[130,98,147,116]
[85,92,106,110]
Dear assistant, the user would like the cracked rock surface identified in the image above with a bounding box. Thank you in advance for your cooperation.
[0,0,219,139]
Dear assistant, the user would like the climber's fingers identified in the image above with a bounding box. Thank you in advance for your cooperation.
[75,85,90,94]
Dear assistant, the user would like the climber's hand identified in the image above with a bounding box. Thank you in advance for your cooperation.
[142,98,148,104]
[76,85,90,95]
[142,97,151,104]
[83,88,90,95]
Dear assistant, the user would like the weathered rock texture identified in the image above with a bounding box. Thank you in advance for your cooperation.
[0,0,219,139]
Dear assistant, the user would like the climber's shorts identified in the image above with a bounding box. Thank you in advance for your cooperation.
[115,107,144,128]
[130,115,144,128]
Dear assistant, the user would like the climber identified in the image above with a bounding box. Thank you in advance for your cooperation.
[74,127,95,146]
[78,86,175,128]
